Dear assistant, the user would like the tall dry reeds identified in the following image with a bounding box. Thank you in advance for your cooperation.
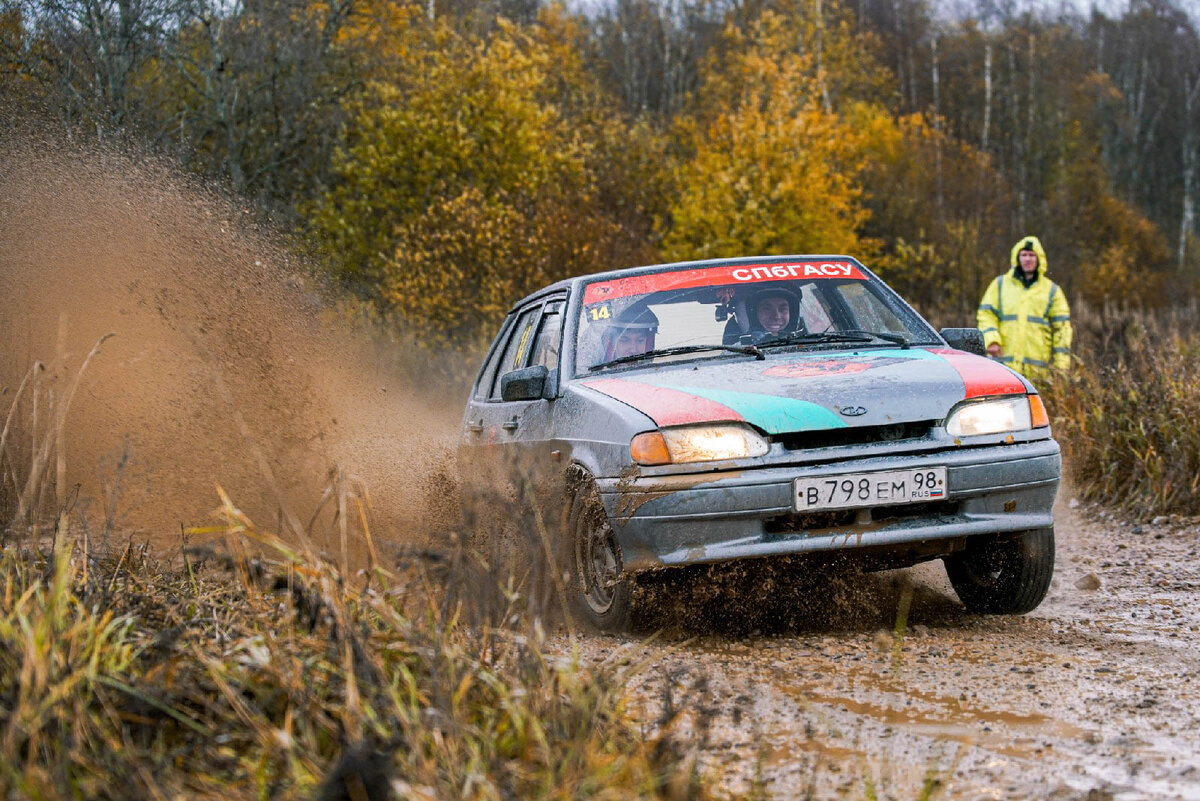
[1,330,114,545]
[0,344,709,799]
[1045,301,1200,517]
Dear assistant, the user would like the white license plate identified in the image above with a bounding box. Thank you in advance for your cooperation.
[794,467,947,512]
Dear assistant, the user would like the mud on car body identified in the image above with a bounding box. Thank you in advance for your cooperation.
[461,256,1060,631]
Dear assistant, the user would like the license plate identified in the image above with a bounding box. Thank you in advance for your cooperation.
[794,467,947,512]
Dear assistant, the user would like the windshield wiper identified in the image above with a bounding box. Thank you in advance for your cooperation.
[755,330,912,349]
[841,329,912,348]
[591,343,764,370]
[754,331,874,348]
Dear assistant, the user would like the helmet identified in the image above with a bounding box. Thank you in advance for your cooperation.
[601,304,659,360]
[746,284,802,336]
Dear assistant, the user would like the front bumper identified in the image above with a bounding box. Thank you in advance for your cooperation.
[597,438,1061,572]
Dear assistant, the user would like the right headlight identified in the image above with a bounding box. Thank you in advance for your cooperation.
[945,394,1049,437]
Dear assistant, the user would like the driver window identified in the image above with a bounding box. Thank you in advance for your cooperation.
[837,282,907,333]
[489,306,540,400]
[797,282,834,332]
[530,301,563,370]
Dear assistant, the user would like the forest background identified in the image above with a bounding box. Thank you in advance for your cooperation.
[3,5,1200,797]
[4,0,1200,347]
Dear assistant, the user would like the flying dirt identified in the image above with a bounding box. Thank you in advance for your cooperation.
[562,495,1200,800]
[0,133,462,554]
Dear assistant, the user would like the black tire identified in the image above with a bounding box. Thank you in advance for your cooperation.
[944,527,1055,614]
[567,482,633,632]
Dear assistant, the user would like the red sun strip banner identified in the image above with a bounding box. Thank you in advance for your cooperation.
[583,261,867,305]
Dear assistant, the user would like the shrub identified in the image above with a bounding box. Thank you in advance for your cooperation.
[1046,303,1200,517]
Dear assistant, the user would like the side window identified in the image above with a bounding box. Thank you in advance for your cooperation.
[836,282,907,333]
[797,282,834,333]
[489,306,541,400]
[530,301,564,370]
[473,315,515,401]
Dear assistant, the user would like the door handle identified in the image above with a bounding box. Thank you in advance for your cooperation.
[501,420,519,432]
[467,422,484,434]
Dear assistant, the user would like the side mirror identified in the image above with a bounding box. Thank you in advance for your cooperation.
[939,327,986,356]
[500,365,549,402]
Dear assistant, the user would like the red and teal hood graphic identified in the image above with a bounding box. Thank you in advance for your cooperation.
[580,348,1030,434]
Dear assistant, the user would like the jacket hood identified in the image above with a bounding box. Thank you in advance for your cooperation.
[1010,235,1048,273]
[579,348,1031,435]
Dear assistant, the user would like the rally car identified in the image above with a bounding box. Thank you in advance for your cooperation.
[461,256,1059,631]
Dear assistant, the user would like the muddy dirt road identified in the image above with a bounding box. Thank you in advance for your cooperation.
[564,494,1200,800]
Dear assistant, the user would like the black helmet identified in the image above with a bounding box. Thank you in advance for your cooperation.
[746,284,802,335]
[601,304,659,359]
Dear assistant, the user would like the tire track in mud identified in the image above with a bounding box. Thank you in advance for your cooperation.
[562,494,1200,800]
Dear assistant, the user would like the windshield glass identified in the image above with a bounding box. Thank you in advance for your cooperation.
[573,260,936,374]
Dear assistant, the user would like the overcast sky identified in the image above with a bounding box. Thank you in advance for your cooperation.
[566,0,1200,26]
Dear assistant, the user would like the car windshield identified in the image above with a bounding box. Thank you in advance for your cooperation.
[574,260,937,374]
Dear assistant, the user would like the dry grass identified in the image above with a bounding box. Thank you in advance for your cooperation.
[0,492,711,800]
[0,352,712,800]
[1045,302,1200,517]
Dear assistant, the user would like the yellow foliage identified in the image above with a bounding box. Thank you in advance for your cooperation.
[304,13,666,344]
[661,8,886,261]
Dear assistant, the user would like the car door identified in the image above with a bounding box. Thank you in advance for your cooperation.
[462,296,566,464]
[507,298,565,463]
[462,305,540,452]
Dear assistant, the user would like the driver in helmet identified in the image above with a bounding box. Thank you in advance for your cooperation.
[747,285,803,341]
[601,305,659,361]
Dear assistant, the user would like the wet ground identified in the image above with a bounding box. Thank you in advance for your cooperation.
[560,495,1200,799]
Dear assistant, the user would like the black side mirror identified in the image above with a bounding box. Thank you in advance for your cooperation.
[500,365,550,402]
[939,327,986,356]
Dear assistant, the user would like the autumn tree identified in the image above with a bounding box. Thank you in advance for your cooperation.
[305,10,668,343]
[661,6,890,261]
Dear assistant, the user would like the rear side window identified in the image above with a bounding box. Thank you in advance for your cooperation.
[473,316,514,400]
[489,307,541,400]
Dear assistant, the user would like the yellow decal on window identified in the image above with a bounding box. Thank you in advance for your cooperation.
[513,323,533,367]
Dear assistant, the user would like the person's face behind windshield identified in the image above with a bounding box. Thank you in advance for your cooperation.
[756,296,791,334]
[611,328,651,358]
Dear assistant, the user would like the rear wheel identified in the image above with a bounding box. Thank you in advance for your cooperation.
[568,483,632,632]
[944,527,1055,614]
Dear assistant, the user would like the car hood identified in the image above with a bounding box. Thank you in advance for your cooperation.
[579,348,1030,434]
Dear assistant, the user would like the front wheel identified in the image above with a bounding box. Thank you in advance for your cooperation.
[568,483,632,632]
[944,527,1055,614]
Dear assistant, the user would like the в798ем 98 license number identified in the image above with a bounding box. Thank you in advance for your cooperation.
[794,467,947,512]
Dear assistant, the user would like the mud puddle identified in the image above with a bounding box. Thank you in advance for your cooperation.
[559,494,1200,799]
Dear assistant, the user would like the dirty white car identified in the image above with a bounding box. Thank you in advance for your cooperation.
[461,256,1059,631]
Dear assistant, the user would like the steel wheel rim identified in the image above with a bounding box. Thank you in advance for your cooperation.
[578,517,619,615]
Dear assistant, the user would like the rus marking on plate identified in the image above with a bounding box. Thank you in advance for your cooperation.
[839,405,867,416]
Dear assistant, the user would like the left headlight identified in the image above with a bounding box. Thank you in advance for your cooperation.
[945,394,1049,437]
[631,424,770,465]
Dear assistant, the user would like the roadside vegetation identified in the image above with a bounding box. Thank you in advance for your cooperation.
[1048,304,1200,518]
[0,385,708,800]
[5,0,1200,342]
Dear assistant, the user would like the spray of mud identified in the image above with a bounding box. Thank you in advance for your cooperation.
[0,131,464,554]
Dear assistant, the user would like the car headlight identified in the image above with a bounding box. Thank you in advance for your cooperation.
[945,394,1049,437]
[630,424,770,465]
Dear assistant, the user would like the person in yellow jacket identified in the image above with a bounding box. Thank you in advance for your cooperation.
[976,236,1072,383]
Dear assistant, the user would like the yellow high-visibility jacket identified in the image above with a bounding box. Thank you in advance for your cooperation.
[976,236,1072,382]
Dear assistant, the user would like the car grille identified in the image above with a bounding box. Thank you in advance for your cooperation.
[764,501,959,534]
[774,420,937,450]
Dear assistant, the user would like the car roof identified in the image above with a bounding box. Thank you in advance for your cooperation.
[505,254,866,314]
